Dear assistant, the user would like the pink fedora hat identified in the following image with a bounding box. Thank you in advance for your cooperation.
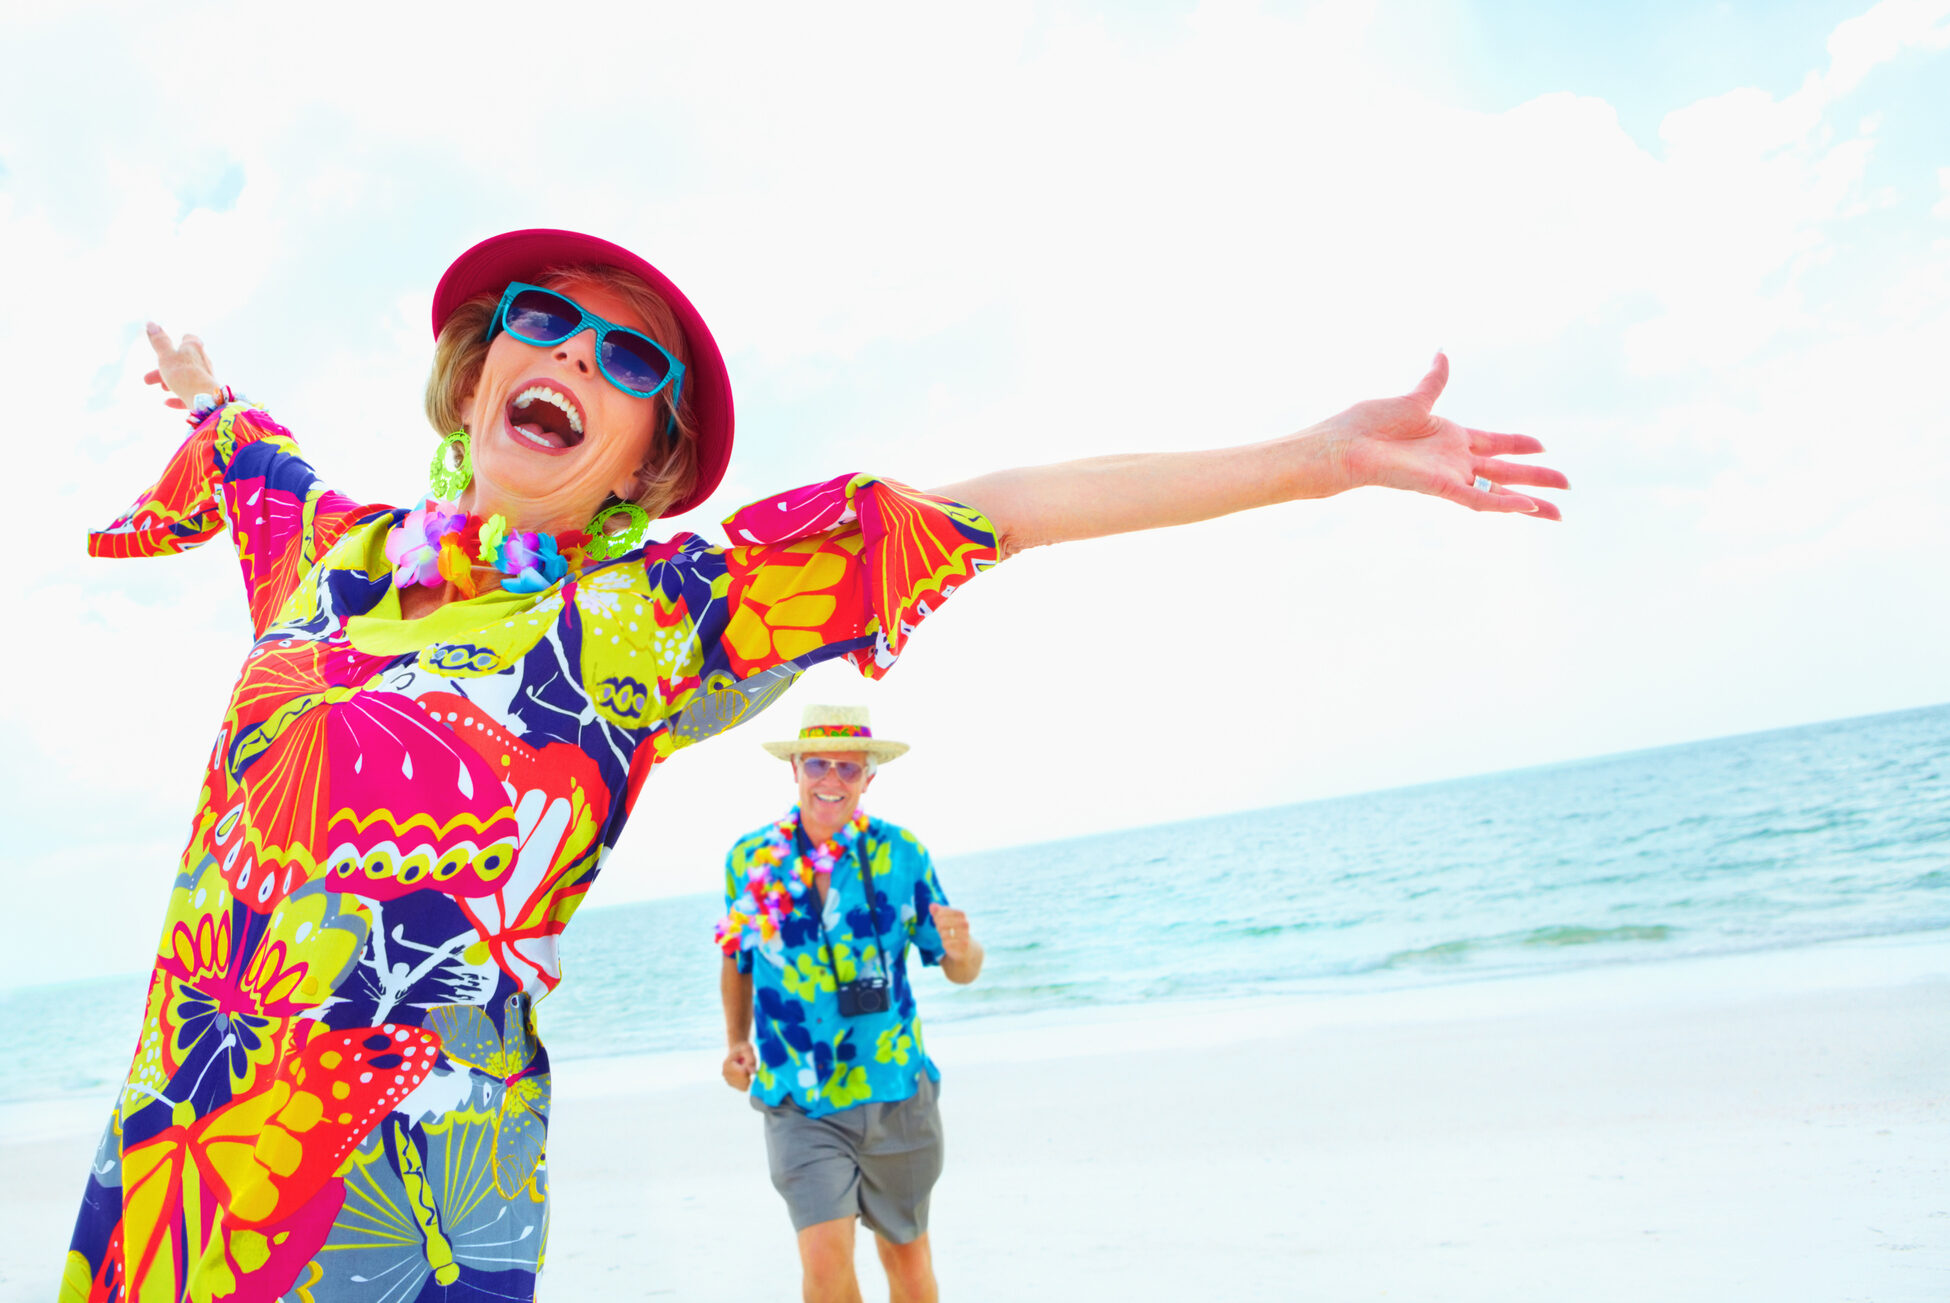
[431,228,733,518]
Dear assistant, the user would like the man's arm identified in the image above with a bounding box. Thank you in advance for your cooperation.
[720,955,758,1089]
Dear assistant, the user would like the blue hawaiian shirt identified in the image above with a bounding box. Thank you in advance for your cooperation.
[725,815,950,1118]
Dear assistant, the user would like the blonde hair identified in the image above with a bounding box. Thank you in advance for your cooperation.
[423,263,700,520]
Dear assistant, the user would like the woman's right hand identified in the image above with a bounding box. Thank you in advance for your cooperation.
[143,322,221,411]
[722,1040,758,1090]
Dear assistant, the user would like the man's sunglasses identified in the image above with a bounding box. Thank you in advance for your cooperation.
[487,282,687,404]
[799,757,867,783]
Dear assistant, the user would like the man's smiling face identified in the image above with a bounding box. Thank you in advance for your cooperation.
[794,751,873,837]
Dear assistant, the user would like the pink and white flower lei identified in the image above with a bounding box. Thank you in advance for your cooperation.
[383,497,590,597]
[714,808,869,957]
[384,497,471,589]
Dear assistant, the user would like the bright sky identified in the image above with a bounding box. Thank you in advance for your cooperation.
[3,0,1946,992]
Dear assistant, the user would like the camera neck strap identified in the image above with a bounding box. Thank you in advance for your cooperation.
[803,823,891,985]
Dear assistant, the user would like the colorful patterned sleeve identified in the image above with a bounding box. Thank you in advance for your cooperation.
[87,401,388,636]
[603,473,998,768]
[711,472,999,683]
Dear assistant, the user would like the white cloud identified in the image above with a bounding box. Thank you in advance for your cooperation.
[1821,0,1950,96]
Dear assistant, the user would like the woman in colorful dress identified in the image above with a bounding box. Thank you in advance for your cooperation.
[62,227,1565,1302]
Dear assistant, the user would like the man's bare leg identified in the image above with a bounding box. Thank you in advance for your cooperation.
[798,1217,863,1303]
[875,1231,938,1303]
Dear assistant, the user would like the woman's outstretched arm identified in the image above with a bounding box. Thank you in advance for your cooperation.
[932,353,1567,557]
[102,324,390,635]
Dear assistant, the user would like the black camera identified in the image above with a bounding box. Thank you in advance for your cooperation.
[835,975,891,1018]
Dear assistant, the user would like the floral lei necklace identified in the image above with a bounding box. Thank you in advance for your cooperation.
[384,496,594,597]
[714,808,870,957]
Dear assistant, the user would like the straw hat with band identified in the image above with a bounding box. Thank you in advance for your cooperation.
[431,228,734,518]
[762,705,910,764]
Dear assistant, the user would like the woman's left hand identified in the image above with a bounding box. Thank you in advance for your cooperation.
[1322,351,1567,521]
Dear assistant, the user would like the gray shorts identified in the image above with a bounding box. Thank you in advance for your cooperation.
[755,1074,944,1243]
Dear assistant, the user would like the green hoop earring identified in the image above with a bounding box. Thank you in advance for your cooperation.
[429,430,472,498]
[585,500,651,561]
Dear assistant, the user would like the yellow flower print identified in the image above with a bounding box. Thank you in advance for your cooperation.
[829,941,858,984]
[873,1027,913,1066]
[781,953,835,1000]
[823,1063,871,1110]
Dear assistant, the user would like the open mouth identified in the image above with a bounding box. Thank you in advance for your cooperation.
[504,382,587,453]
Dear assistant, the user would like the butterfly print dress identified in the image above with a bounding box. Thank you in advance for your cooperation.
[60,401,996,1303]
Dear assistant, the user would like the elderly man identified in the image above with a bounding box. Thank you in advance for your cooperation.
[718,705,983,1303]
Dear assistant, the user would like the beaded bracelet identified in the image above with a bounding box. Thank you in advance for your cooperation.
[187,386,241,425]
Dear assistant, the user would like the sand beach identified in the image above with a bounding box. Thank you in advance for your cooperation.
[3,931,1944,1302]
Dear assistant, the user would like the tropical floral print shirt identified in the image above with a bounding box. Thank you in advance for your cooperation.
[726,816,949,1118]
[62,400,995,1303]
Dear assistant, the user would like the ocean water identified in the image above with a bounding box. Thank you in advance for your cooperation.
[7,703,1947,1106]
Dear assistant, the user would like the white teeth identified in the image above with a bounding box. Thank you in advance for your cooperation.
[512,386,584,435]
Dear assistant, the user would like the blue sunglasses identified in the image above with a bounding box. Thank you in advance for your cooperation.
[487,282,687,406]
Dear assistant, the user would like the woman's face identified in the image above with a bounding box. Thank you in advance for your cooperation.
[458,277,666,531]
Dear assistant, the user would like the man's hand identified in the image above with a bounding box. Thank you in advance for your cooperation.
[143,322,221,411]
[930,904,984,984]
[929,905,974,963]
[722,1040,758,1090]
